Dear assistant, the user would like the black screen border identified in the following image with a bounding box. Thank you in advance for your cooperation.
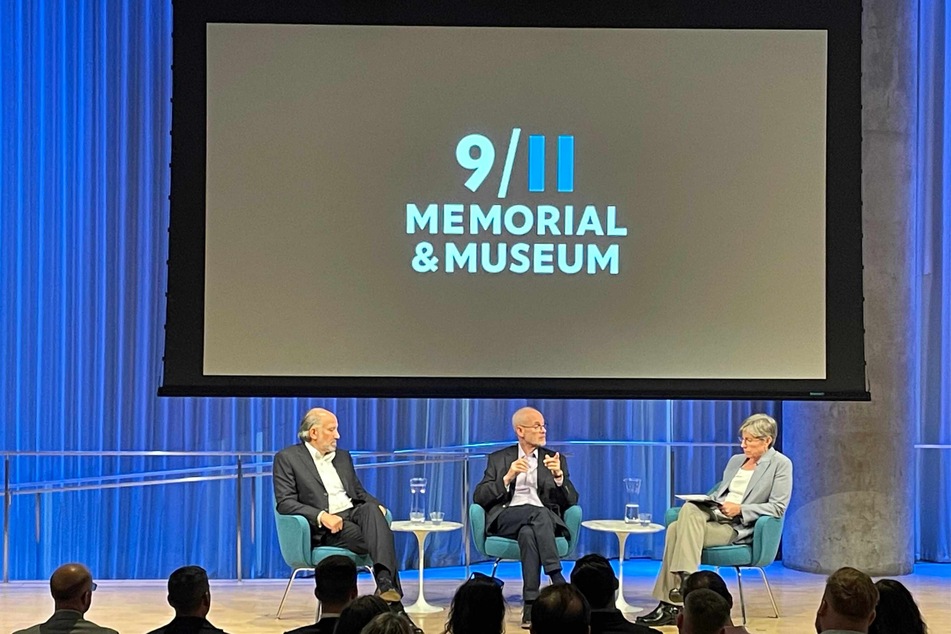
[162,0,868,400]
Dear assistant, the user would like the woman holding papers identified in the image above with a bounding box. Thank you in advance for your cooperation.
[636,413,793,627]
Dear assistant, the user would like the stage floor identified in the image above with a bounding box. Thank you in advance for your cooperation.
[2,561,948,634]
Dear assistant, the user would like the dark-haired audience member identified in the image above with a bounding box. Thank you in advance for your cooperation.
[333,595,390,634]
[869,579,927,634]
[13,563,118,634]
[360,612,417,634]
[147,565,227,634]
[815,567,879,634]
[284,556,358,634]
[676,589,730,634]
[443,574,506,634]
[530,584,591,634]
[682,571,748,634]
[570,554,660,634]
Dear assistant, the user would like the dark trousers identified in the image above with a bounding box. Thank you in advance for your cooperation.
[490,505,563,602]
[315,503,401,591]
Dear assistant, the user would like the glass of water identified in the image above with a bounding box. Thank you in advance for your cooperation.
[409,477,427,522]
[623,478,641,524]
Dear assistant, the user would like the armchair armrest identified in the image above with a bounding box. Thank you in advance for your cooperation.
[750,514,784,567]
[468,503,488,556]
[564,505,583,555]
[274,510,312,569]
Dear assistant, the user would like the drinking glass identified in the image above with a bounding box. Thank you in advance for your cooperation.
[409,477,427,523]
[623,477,641,523]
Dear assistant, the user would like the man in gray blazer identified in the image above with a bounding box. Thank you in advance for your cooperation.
[273,408,402,602]
[638,413,793,627]
[13,563,117,634]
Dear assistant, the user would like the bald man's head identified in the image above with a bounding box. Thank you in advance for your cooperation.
[49,563,95,612]
[512,407,547,449]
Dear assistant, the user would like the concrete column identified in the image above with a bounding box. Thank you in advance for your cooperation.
[782,0,917,576]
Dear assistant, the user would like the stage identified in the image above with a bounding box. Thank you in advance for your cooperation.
[2,561,948,634]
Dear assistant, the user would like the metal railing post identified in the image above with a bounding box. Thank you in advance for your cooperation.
[462,452,470,577]
[3,456,9,583]
[236,457,243,581]
[250,467,256,547]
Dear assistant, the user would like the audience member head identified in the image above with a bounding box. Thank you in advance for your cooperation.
[815,567,879,633]
[314,555,358,613]
[334,595,390,634]
[360,611,416,634]
[677,589,730,634]
[530,584,590,634]
[167,565,211,618]
[869,579,927,634]
[49,563,96,613]
[443,574,505,634]
[570,554,619,610]
[683,570,734,611]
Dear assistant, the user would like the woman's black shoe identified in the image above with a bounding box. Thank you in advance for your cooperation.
[635,602,680,626]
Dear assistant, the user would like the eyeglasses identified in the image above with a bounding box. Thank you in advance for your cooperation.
[90,582,98,592]
[469,571,504,588]
[739,436,765,445]
[518,423,547,431]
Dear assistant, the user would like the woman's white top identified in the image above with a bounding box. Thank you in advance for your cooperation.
[724,467,755,506]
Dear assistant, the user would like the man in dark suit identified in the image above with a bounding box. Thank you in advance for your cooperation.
[284,556,358,634]
[146,566,228,634]
[273,408,402,602]
[474,406,579,628]
[13,563,118,634]
[570,554,661,634]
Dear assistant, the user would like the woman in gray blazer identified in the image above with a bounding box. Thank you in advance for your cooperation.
[636,413,793,627]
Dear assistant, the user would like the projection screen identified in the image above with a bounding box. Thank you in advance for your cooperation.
[162,1,867,399]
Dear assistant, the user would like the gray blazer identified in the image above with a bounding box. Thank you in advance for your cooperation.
[13,610,118,634]
[712,447,792,543]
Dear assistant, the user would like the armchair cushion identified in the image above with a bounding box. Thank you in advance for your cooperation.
[469,503,581,559]
[275,506,392,570]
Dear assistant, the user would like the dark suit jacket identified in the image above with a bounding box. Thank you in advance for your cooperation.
[283,616,339,634]
[13,611,118,634]
[273,444,381,537]
[146,616,227,634]
[590,610,661,634]
[473,445,579,534]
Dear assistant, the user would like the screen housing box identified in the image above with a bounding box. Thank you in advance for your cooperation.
[163,0,868,400]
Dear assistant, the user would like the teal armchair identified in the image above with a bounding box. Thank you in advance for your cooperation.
[665,504,783,624]
[469,503,582,576]
[274,506,392,618]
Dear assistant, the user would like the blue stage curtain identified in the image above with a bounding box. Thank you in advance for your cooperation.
[917,0,951,563]
[1,1,948,580]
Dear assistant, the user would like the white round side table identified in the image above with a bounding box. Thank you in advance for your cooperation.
[581,519,665,614]
[391,520,464,614]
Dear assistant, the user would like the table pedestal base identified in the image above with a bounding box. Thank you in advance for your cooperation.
[405,598,443,614]
[404,529,444,614]
[614,532,643,614]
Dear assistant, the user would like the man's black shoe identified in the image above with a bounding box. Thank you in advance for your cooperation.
[668,573,688,603]
[520,602,533,630]
[635,602,680,627]
[376,572,403,603]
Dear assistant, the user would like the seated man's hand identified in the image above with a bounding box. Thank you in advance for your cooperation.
[504,456,530,485]
[321,512,344,533]
[543,452,563,479]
